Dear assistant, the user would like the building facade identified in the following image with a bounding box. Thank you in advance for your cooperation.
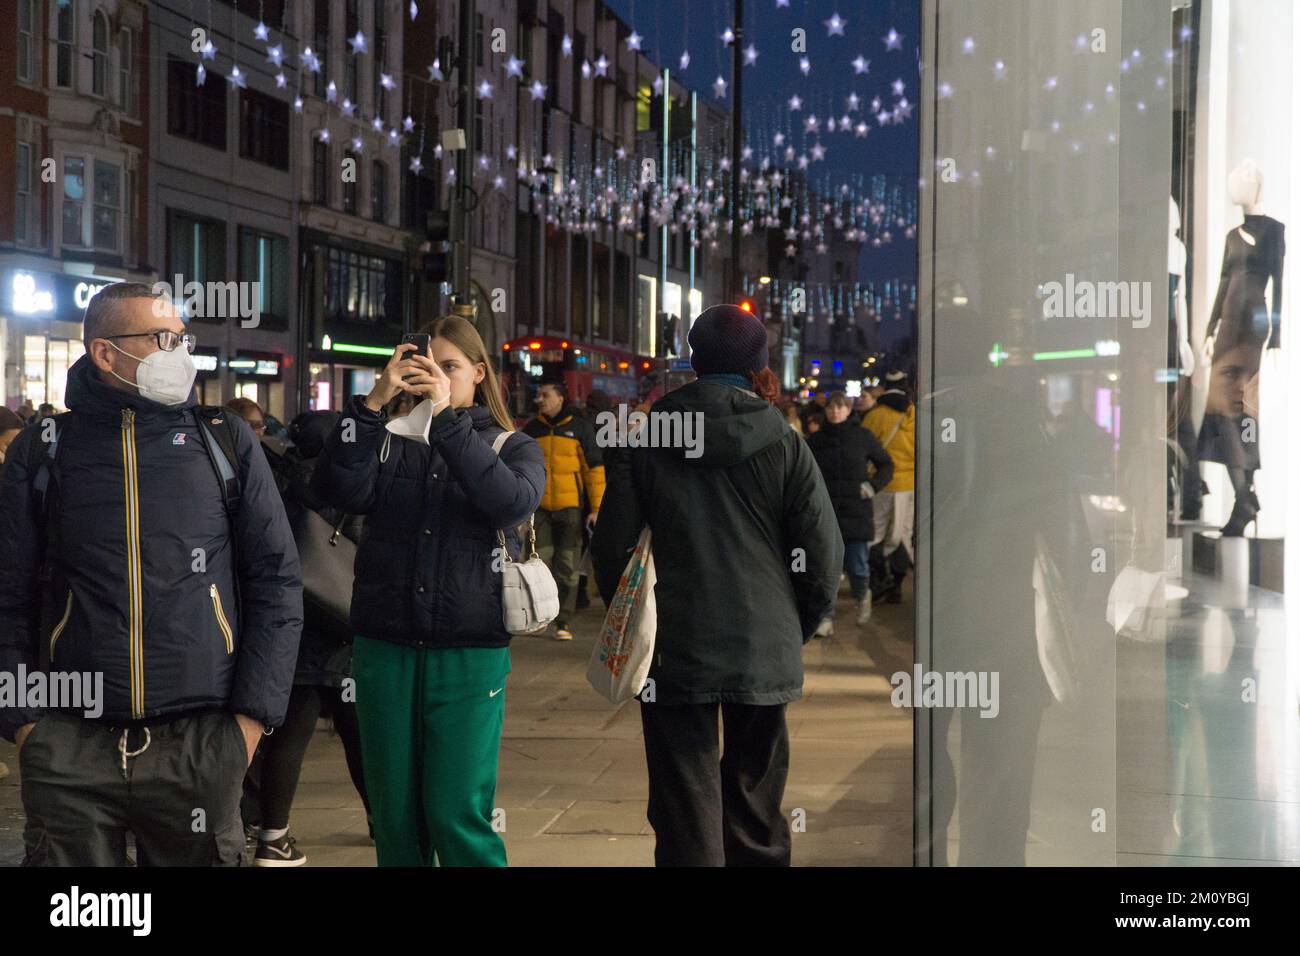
[1,0,150,411]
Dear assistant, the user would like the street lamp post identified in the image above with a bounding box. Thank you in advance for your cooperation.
[729,0,743,301]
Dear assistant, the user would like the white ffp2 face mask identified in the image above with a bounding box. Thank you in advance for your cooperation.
[108,341,198,406]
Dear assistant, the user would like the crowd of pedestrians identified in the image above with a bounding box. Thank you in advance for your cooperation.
[0,285,916,867]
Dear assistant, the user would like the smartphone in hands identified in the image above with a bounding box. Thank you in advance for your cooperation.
[400,333,431,381]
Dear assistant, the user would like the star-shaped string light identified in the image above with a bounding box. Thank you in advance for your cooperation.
[712,75,728,98]
[743,44,758,65]
[529,80,546,100]
[562,35,573,57]
[477,79,493,98]
[883,28,902,51]
[824,13,846,37]
[348,31,368,55]
[505,56,524,78]
[266,44,284,67]
[627,31,642,51]
[427,59,443,81]
[679,50,690,70]
[228,65,247,89]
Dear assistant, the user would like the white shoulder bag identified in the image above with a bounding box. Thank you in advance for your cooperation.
[491,431,559,634]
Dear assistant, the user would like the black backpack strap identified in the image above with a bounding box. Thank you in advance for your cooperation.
[195,406,242,520]
[28,413,72,521]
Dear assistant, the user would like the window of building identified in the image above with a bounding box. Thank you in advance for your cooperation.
[17,0,35,83]
[238,228,290,329]
[313,139,330,205]
[573,33,585,119]
[92,11,109,96]
[374,1,387,118]
[16,143,33,245]
[371,160,386,223]
[118,27,135,115]
[239,87,290,169]
[344,0,359,103]
[168,211,228,322]
[313,0,329,97]
[167,57,227,150]
[323,248,401,324]
[93,160,120,251]
[62,156,86,247]
[55,1,75,88]
[343,151,359,214]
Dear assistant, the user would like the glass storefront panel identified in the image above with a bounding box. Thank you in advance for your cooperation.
[919,0,1300,867]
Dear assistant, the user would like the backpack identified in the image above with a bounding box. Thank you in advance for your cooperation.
[27,406,244,663]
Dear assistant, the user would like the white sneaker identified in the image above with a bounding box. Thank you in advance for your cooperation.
[856,593,873,625]
[814,617,834,638]
[555,627,574,641]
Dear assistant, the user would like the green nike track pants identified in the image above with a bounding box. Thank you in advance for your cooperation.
[353,636,510,867]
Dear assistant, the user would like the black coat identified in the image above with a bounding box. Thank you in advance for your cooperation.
[806,419,895,540]
[0,355,303,738]
[590,380,843,705]
[311,398,544,649]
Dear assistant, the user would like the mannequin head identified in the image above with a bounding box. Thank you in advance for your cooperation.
[1227,161,1263,211]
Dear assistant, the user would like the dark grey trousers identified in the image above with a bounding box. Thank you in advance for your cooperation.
[639,702,792,867]
[19,710,248,867]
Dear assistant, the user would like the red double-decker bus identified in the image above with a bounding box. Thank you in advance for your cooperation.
[499,335,660,423]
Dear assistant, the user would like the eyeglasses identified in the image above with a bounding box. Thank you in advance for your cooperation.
[104,331,197,353]
[248,420,267,434]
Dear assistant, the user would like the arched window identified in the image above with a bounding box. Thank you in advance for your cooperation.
[55,0,75,88]
[92,10,109,96]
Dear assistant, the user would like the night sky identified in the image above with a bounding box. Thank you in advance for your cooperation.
[602,0,920,281]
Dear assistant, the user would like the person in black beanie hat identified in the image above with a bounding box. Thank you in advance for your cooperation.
[591,302,842,866]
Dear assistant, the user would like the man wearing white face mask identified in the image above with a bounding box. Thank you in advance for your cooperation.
[0,283,303,866]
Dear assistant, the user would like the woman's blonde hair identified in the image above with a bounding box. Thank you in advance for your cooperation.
[419,314,514,431]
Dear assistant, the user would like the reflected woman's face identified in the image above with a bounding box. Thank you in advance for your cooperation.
[1205,344,1259,417]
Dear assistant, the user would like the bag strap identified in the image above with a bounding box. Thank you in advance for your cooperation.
[880,409,906,451]
[490,430,537,562]
[195,406,242,520]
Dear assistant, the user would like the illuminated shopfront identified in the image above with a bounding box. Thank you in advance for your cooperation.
[1,268,118,409]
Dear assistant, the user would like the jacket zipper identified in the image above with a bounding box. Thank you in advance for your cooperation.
[122,408,144,718]
[49,591,73,661]
[210,583,234,654]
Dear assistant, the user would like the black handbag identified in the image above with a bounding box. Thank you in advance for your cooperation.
[289,503,356,644]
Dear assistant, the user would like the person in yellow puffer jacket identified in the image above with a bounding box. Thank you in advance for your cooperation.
[861,369,916,602]
[523,380,606,639]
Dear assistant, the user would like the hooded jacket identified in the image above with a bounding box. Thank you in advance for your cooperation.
[523,405,606,513]
[862,390,916,492]
[590,379,843,705]
[0,355,303,739]
[311,398,545,649]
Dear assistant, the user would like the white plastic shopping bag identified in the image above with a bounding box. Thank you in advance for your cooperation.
[586,527,656,703]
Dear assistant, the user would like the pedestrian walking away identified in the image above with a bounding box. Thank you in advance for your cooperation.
[592,303,843,867]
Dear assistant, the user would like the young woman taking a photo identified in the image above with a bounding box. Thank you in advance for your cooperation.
[312,315,544,867]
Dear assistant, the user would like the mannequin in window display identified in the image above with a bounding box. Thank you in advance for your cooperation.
[1195,161,1285,536]
[1168,198,1202,520]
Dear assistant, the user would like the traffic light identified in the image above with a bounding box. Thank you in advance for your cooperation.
[424,209,451,285]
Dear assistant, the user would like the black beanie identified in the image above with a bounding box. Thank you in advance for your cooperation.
[688,304,770,376]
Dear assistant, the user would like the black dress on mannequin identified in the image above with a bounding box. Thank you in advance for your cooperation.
[1195,213,1285,535]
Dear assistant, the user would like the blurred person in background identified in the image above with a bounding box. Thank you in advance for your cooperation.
[861,369,917,603]
[807,392,895,635]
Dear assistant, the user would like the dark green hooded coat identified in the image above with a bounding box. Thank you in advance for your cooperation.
[591,379,843,705]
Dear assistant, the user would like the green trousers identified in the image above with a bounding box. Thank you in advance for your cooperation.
[353,636,510,867]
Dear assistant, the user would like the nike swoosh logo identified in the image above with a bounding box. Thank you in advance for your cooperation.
[489,687,504,697]
[265,845,294,858]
